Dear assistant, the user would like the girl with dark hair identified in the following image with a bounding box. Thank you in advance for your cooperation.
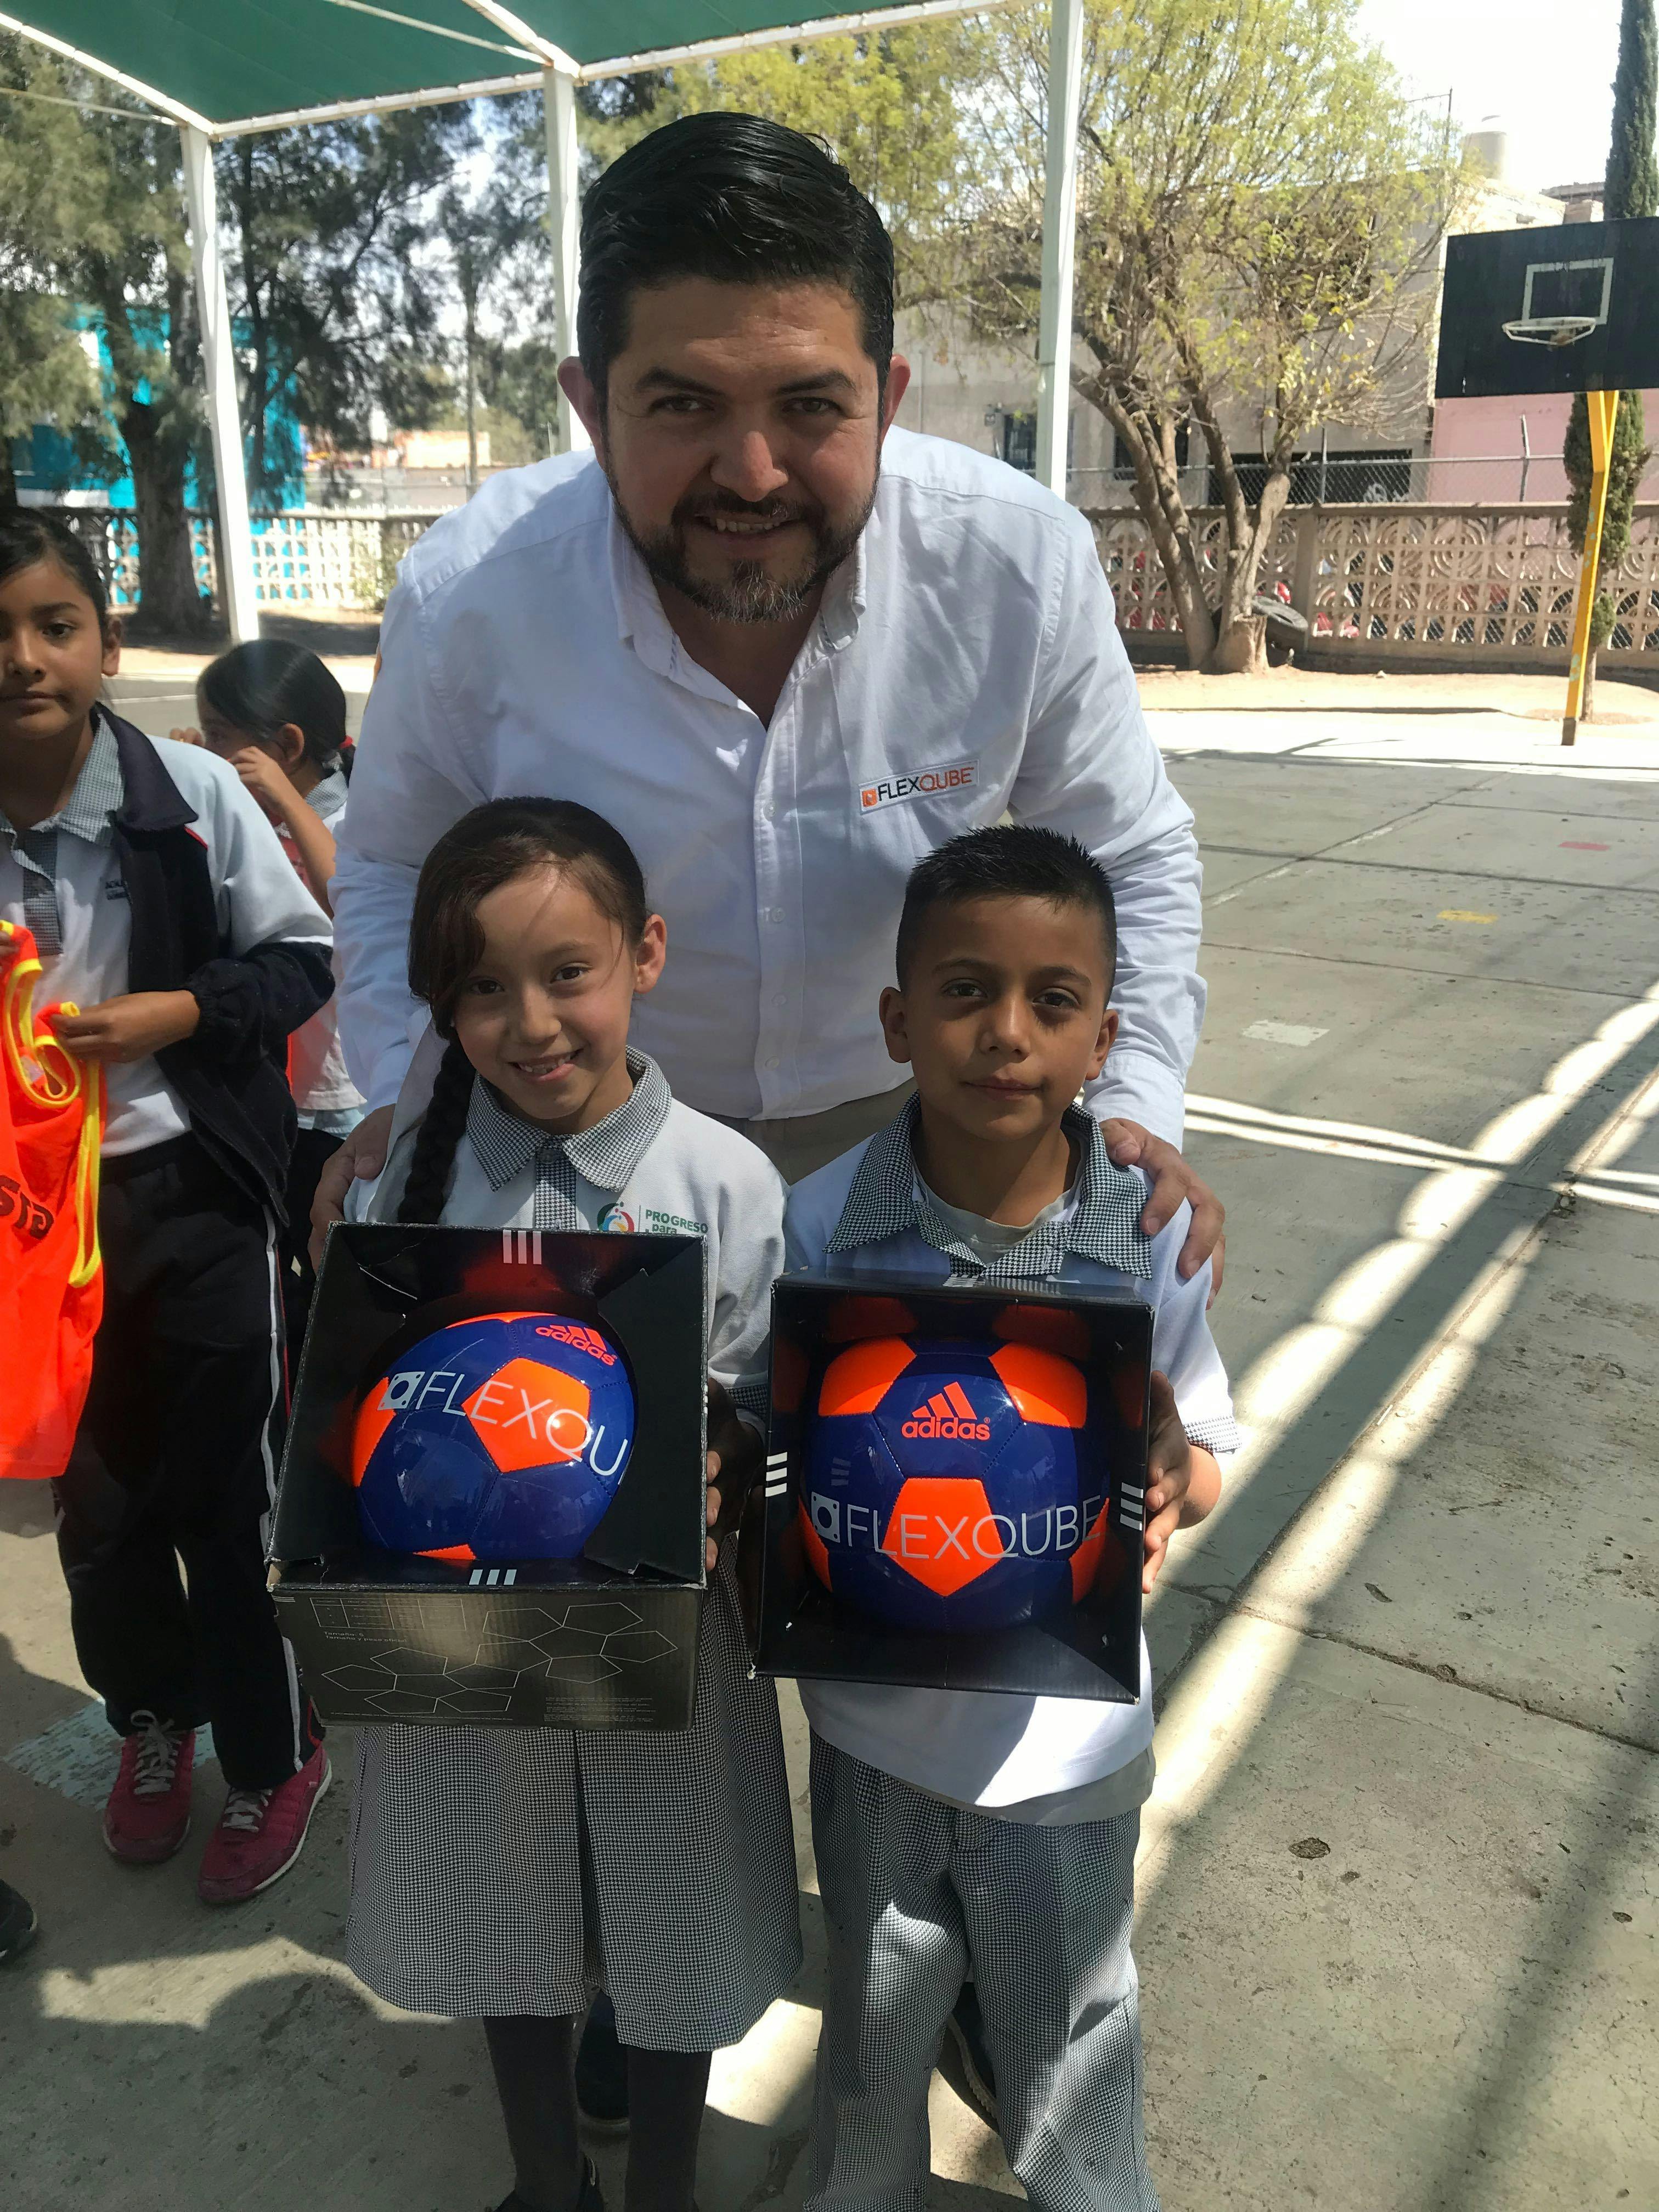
[179,639,364,1345]
[342,797,800,2212]
[0,508,332,1903]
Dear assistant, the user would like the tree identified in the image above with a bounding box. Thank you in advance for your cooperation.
[218,106,473,506]
[950,0,1467,671]
[0,41,116,506]
[1564,0,1656,720]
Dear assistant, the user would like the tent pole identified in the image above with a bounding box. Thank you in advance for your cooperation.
[180,125,259,642]
[1034,0,1084,498]
[543,66,589,455]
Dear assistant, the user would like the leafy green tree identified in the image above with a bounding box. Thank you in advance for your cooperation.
[1564,0,1656,718]
[218,105,473,505]
[0,40,116,506]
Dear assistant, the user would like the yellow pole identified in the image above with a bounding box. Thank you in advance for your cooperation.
[1562,388,1620,747]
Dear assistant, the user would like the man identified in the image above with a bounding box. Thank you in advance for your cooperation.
[317,112,1221,1265]
[314,108,1223,2141]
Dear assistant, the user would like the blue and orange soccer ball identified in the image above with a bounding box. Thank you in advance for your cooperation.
[800,1334,1113,1633]
[350,1311,635,1564]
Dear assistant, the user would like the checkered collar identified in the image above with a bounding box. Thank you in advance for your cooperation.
[465,1048,670,1196]
[826,1095,1153,1281]
[5,712,125,851]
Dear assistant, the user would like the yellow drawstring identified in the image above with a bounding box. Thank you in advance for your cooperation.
[0,919,104,1284]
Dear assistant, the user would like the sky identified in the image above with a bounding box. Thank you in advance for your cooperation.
[1358,0,1627,194]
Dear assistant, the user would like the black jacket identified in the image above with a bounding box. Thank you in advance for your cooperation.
[108,712,334,1223]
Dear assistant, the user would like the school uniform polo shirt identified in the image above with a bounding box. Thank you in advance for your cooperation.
[783,1101,1237,1823]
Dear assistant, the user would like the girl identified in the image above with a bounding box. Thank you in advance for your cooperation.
[179,640,364,1348]
[0,509,332,1901]
[345,798,801,2212]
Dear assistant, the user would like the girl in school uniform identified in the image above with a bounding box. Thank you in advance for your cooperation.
[178,640,365,1347]
[0,509,333,1901]
[344,797,801,2212]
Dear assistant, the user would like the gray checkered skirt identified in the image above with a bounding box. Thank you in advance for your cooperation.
[344,1568,803,2049]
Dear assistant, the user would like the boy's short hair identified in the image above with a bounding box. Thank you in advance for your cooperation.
[896,825,1118,984]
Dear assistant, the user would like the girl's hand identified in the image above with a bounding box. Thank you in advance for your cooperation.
[226,744,298,817]
[705,1376,761,1572]
[49,990,199,1063]
[166,724,204,746]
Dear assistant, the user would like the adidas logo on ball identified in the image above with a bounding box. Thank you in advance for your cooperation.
[901,1382,991,1441]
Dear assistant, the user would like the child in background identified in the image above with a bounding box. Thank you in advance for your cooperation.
[345,797,801,2212]
[0,510,333,1902]
[785,824,1235,2212]
[176,640,364,1348]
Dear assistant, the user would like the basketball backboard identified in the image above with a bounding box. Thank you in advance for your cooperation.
[1434,215,1659,399]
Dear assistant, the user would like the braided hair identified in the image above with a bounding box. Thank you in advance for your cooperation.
[393,799,651,1227]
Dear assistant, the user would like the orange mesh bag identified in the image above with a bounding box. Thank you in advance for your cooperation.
[0,919,104,1480]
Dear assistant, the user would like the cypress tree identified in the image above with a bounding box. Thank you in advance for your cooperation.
[1564,0,1657,711]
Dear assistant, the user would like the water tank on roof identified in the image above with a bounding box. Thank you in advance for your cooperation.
[1463,127,1510,182]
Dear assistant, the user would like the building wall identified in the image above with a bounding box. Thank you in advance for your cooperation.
[1429,391,1659,503]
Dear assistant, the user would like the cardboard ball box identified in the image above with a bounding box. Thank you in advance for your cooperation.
[742,1272,1152,1703]
[269,1224,708,1731]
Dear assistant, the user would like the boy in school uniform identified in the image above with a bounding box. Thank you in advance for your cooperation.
[785,824,1235,2212]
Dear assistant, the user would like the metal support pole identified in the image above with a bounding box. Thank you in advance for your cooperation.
[180,125,259,643]
[543,65,589,455]
[1519,412,1531,503]
[1562,389,1618,746]
[1034,0,1084,498]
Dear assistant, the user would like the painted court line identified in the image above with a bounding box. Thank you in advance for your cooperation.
[1437,909,1497,923]
[1243,1020,1328,1048]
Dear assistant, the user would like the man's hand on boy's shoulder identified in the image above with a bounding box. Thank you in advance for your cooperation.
[1099,1118,1225,1299]
[50,990,200,1064]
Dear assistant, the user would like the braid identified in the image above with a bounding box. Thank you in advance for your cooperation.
[396,1037,475,1224]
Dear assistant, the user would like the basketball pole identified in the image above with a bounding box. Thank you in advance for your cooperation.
[1562,388,1620,747]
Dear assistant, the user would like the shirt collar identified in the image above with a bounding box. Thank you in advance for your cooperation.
[2,712,125,852]
[464,1048,672,1197]
[826,1095,1153,1280]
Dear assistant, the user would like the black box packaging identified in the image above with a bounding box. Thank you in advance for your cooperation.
[743,1273,1152,1702]
[270,1224,708,1731]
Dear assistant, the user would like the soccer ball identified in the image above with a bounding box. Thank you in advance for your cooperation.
[800,1334,1111,1632]
[350,1311,635,1563]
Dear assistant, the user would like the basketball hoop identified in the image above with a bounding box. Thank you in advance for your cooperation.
[1502,314,1599,348]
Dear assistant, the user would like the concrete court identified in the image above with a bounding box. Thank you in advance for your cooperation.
[2,695,1656,2212]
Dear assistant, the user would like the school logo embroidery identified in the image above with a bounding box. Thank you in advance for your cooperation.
[859,757,980,814]
[597,1201,635,1233]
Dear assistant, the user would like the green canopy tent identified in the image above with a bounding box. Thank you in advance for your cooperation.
[1,1,1081,639]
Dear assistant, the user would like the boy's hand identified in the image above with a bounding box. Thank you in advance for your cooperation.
[705,1377,761,1572]
[1142,1370,1193,1593]
[1099,1119,1225,1299]
[49,990,200,1063]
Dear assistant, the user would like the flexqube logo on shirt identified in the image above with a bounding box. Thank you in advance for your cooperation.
[859,757,980,814]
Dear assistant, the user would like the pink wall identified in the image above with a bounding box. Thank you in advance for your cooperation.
[1429,392,1659,503]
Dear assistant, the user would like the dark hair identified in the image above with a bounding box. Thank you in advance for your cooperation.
[200,640,349,775]
[577,112,895,398]
[896,825,1118,985]
[0,508,111,628]
[397,799,651,1224]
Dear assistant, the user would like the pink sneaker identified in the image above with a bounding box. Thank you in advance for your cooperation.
[104,1711,195,1865]
[197,1745,331,1905]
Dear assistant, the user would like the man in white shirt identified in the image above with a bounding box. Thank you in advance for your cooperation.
[316,111,1223,1280]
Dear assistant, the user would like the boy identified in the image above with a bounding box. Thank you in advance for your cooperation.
[785,825,1235,2212]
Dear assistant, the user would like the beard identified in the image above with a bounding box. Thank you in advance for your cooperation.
[606,471,878,625]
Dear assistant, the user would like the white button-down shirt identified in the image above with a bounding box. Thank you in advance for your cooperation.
[333,428,1204,1139]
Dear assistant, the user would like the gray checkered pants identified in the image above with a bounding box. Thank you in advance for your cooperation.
[806,1737,1158,2212]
